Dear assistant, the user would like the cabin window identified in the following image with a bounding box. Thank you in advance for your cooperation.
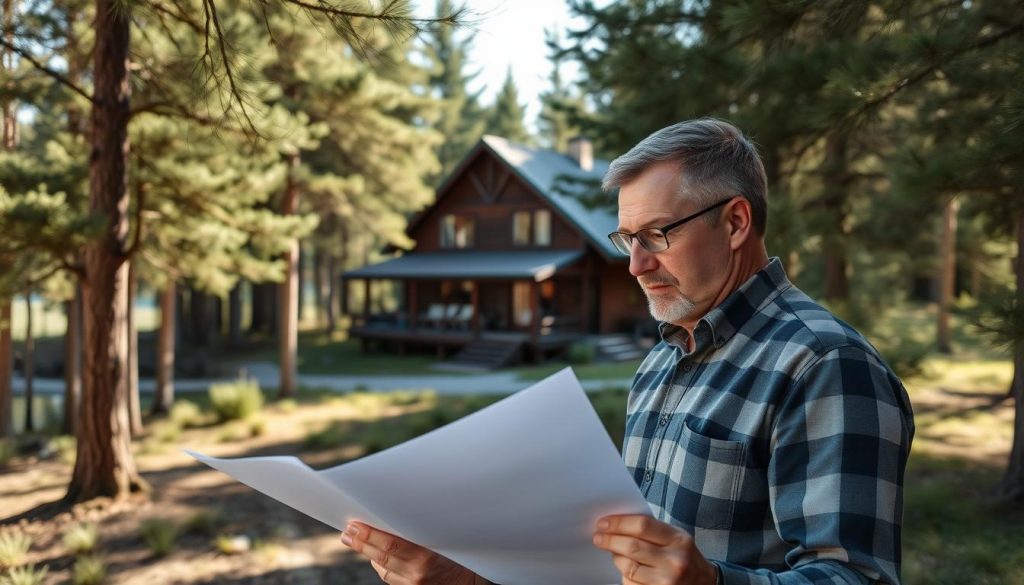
[513,211,531,246]
[513,282,533,327]
[441,214,475,248]
[534,209,551,246]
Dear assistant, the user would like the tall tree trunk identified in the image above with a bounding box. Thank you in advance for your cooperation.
[326,251,338,334]
[66,0,147,502]
[297,242,306,325]
[249,283,265,334]
[279,152,300,398]
[0,0,17,441]
[23,292,34,433]
[151,283,175,415]
[314,242,326,329]
[0,301,11,438]
[821,135,850,302]
[228,283,243,347]
[190,287,208,347]
[62,286,83,435]
[1001,211,1024,503]
[126,262,143,437]
[937,198,959,353]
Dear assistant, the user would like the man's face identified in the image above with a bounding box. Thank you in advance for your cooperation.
[616,161,731,326]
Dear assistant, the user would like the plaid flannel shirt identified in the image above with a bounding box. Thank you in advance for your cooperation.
[624,258,914,585]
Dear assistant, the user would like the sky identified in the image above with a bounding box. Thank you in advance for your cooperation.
[414,0,586,132]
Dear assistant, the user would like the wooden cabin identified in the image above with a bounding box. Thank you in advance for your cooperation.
[342,136,653,367]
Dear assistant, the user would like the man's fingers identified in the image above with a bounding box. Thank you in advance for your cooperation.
[370,559,413,585]
[596,514,681,545]
[610,554,661,585]
[592,533,662,565]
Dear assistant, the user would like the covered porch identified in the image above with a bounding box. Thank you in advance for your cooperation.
[342,250,598,362]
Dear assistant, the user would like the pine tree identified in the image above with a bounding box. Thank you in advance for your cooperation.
[424,0,485,181]
[485,68,530,144]
[539,29,583,152]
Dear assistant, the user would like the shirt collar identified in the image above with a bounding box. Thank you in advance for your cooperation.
[658,258,792,352]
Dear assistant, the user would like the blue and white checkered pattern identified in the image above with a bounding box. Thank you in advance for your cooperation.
[624,259,914,585]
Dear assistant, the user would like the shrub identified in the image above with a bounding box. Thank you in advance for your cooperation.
[567,341,595,365]
[184,510,226,536]
[275,398,297,414]
[0,439,16,468]
[138,518,177,557]
[63,522,99,555]
[0,565,47,585]
[49,435,77,465]
[73,555,106,585]
[169,401,204,428]
[0,531,31,570]
[208,378,264,422]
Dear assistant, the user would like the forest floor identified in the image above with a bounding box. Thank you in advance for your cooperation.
[1,352,1023,584]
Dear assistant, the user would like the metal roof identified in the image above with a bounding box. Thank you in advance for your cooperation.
[343,250,584,282]
[480,136,621,259]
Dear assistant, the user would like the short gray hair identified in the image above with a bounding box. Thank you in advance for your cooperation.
[602,118,768,234]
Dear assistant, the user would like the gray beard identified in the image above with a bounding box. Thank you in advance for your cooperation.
[646,291,697,324]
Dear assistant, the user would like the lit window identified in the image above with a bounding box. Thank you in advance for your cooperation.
[513,282,533,326]
[534,209,551,246]
[441,214,475,248]
[513,211,531,246]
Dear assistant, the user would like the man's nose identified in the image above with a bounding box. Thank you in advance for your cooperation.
[628,240,658,277]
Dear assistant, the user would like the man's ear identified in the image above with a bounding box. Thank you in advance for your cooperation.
[726,198,753,251]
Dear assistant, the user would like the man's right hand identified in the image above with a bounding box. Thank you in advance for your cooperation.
[341,521,490,585]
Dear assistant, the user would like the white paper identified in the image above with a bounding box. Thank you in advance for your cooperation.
[186,367,652,585]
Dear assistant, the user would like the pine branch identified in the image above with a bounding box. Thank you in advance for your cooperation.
[0,37,93,102]
[202,0,261,138]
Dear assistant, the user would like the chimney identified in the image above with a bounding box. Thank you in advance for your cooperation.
[568,137,593,172]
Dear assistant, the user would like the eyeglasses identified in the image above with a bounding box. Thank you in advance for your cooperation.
[607,198,733,256]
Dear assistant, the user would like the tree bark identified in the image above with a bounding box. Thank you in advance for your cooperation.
[151,283,175,416]
[65,0,147,502]
[821,134,850,302]
[297,242,306,326]
[278,152,301,398]
[228,283,243,347]
[22,293,34,432]
[314,243,326,328]
[1001,211,1024,503]
[936,198,959,353]
[126,261,143,437]
[0,301,11,439]
[62,286,82,435]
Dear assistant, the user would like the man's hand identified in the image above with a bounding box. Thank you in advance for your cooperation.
[593,515,719,585]
[340,522,488,585]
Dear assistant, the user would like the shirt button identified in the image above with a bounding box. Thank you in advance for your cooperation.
[682,363,692,373]
[644,471,653,482]
[659,414,669,426]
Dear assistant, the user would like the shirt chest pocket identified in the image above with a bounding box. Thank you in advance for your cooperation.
[661,421,746,530]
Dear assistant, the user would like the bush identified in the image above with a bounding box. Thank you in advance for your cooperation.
[567,341,595,365]
[0,565,47,585]
[0,439,15,468]
[208,378,264,422]
[138,518,177,557]
[63,522,99,555]
[73,555,106,585]
[184,510,226,536]
[0,531,31,570]
[48,435,77,465]
[169,401,204,428]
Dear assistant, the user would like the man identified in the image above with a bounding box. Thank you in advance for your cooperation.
[341,119,915,585]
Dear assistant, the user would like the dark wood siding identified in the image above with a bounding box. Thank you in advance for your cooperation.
[410,150,585,253]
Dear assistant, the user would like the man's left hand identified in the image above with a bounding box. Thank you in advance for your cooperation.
[593,514,718,585]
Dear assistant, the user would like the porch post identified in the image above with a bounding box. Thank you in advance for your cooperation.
[531,280,540,345]
[409,280,419,331]
[471,281,480,338]
[363,278,371,324]
[582,257,593,333]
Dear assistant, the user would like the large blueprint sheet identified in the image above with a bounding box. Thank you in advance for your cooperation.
[187,368,651,585]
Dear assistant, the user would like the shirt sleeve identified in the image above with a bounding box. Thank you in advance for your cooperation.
[716,344,914,585]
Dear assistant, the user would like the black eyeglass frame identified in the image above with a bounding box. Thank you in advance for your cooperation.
[607,197,734,256]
